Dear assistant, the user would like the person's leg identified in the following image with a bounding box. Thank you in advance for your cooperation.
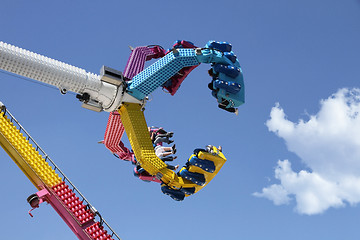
[154,137,173,145]
[160,156,177,162]
[156,132,174,138]
[166,164,179,171]
[161,146,172,151]
[172,144,176,154]
[161,151,173,157]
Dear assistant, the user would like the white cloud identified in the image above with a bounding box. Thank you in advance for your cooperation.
[254,88,360,215]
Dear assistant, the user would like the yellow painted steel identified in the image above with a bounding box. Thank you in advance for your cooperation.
[0,112,62,189]
[118,103,227,196]
[187,147,227,193]
[118,103,182,187]
[118,103,167,175]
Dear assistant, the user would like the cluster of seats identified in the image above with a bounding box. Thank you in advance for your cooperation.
[205,41,244,113]
[161,147,220,201]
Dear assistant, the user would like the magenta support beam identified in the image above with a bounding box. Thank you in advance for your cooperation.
[123,46,165,80]
[31,186,95,240]
[47,193,95,240]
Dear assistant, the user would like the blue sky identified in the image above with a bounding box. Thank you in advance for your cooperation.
[1,0,360,239]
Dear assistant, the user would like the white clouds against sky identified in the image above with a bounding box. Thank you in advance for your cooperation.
[254,88,360,215]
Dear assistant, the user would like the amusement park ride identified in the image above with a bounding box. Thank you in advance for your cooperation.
[0,40,244,239]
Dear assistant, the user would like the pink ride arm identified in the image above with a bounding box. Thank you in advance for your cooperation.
[103,112,134,162]
[163,65,199,95]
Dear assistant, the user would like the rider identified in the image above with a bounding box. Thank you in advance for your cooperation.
[148,127,174,146]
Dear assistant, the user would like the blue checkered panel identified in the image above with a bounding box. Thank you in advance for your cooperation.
[127,49,199,100]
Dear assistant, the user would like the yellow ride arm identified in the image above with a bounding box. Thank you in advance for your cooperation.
[118,103,227,198]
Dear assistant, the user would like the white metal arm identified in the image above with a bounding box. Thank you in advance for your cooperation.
[0,41,139,112]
